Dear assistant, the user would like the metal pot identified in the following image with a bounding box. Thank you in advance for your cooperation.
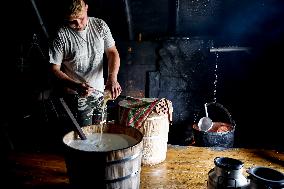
[247,166,284,189]
[193,102,236,148]
[208,157,249,189]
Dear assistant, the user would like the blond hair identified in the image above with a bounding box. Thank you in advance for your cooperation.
[63,0,86,18]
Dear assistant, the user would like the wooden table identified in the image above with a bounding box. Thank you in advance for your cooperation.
[3,145,284,188]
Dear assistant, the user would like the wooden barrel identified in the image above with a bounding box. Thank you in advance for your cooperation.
[118,98,170,166]
[139,112,169,165]
[62,124,143,189]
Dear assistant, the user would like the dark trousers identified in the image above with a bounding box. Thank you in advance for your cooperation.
[63,93,107,127]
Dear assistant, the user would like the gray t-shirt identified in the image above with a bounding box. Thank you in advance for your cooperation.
[49,17,115,94]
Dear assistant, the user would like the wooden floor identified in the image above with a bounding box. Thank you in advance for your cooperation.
[3,145,284,189]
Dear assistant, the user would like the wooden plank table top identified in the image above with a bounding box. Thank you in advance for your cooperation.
[3,145,284,189]
[141,145,284,188]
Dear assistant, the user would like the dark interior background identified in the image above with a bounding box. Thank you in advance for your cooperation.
[1,0,284,152]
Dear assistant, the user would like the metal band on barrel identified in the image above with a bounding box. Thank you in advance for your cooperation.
[106,152,142,165]
[105,169,141,183]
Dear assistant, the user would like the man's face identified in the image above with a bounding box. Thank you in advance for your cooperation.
[67,4,88,31]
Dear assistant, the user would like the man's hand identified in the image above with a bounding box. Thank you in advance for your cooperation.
[76,82,94,97]
[105,80,122,100]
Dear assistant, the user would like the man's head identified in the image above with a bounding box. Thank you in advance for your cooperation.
[63,0,88,31]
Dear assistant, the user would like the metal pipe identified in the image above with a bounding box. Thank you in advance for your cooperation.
[175,0,180,34]
[30,0,49,39]
[123,0,133,40]
[210,46,251,53]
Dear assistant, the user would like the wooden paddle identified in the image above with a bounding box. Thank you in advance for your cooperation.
[59,98,87,140]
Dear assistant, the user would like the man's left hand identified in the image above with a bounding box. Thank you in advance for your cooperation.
[105,80,122,99]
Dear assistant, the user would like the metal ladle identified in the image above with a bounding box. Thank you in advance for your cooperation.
[198,103,213,131]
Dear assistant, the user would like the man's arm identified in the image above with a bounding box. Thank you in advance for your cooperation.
[105,45,122,99]
[50,64,93,96]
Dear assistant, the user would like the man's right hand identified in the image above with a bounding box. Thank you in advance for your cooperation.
[76,82,94,97]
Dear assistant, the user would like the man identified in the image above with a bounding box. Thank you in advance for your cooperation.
[49,0,121,126]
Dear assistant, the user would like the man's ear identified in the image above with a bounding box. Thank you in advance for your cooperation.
[85,4,88,11]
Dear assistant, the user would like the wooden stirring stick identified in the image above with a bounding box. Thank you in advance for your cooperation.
[59,98,87,140]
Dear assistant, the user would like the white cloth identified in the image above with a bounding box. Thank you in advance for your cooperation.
[49,17,115,94]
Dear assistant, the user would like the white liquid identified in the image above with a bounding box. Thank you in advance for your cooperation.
[98,96,109,142]
[68,133,138,151]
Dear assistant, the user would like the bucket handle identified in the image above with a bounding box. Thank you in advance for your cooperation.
[205,102,235,128]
